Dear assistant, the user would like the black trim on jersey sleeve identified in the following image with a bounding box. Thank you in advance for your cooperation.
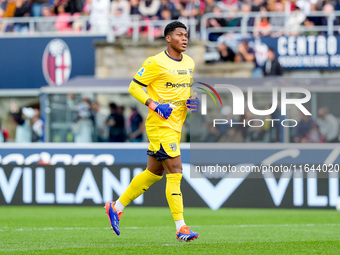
[133,78,147,87]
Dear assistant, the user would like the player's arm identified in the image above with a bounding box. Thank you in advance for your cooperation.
[128,82,173,120]
[128,58,172,119]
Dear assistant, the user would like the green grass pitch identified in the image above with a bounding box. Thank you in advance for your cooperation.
[0,206,340,254]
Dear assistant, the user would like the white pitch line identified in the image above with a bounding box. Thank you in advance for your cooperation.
[0,223,340,232]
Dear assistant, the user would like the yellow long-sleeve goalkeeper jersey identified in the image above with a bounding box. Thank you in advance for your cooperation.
[129,50,195,132]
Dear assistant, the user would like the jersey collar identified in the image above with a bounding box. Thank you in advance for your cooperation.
[164,50,183,62]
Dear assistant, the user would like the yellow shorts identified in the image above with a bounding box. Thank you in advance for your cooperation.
[146,126,181,161]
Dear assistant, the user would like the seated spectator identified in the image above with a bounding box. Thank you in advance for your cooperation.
[31,0,49,17]
[158,0,177,19]
[217,38,236,62]
[89,0,110,33]
[320,3,340,35]
[234,39,255,63]
[235,3,255,28]
[130,0,141,15]
[175,0,200,22]
[296,0,318,15]
[111,7,130,36]
[285,6,306,36]
[207,6,227,41]
[306,122,325,143]
[217,0,239,12]
[111,0,130,17]
[253,7,272,37]
[317,107,339,143]
[204,0,216,14]
[36,6,56,32]
[293,113,315,143]
[139,0,161,19]
[270,1,285,37]
[302,17,318,36]
[13,0,30,33]
[262,47,283,76]
[55,4,73,32]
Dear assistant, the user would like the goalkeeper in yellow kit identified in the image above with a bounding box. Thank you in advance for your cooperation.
[105,21,199,242]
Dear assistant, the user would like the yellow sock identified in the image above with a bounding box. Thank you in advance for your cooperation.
[166,173,184,221]
[119,169,163,206]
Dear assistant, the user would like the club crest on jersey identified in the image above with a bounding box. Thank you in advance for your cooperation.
[169,143,177,151]
[138,67,145,76]
[42,39,72,86]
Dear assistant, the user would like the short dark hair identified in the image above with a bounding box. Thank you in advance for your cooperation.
[164,21,187,37]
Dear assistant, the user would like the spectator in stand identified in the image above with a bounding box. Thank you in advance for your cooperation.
[158,0,177,19]
[206,6,227,41]
[72,97,93,143]
[139,0,161,18]
[317,107,339,143]
[0,120,9,142]
[13,0,31,33]
[217,38,236,62]
[91,101,110,142]
[55,4,72,32]
[10,102,34,143]
[216,32,244,61]
[285,6,306,36]
[251,0,265,12]
[253,6,272,37]
[31,0,49,17]
[129,104,144,142]
[107,102,125,142]
[217,0,238,12]
[235,3,255,28]
[36,6,56,32]
[111,0,130,16]
[32,108,43,142]
[296,0,318,15]
[306,122,325,143]
[111,7,131,36]
[293,113,315,143]
[302,17,318,35]
[204,0,216,14]
[270,1,285,37]
[130,0,141,15]
[320,3,340,35]
[175,0,200,23]
[234,39,255,64]
[262,47,283,76]
[89,0,110,33]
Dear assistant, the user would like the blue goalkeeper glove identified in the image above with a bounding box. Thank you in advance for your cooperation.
[186,97,199,113]
[149,101,173,119]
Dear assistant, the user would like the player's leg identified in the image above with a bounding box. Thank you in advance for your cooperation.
[117,156,163,210]
[162,156,199,242]
[105,156,164,235]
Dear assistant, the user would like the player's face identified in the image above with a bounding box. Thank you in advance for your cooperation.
[168,28,188,53]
